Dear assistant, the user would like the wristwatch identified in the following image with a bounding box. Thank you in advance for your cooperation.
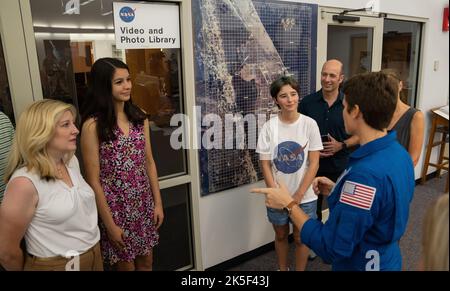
[283,201,297,216]
[341,141,348,150]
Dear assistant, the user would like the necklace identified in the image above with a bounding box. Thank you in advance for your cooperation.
[56,164,65,179]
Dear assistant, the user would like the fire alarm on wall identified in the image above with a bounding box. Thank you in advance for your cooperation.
[444,7,449,32]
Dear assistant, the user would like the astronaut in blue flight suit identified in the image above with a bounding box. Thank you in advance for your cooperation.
[252,71,415,271]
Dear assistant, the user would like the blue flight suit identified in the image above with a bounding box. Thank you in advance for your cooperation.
[301,131,415,271]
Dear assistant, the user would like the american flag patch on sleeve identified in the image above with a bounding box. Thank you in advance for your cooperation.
[339,180,376,210]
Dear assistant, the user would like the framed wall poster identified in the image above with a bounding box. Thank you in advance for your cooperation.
[193,0,317,195]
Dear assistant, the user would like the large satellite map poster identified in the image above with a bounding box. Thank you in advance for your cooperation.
[193,0,317,195]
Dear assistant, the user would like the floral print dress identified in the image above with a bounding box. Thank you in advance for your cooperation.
[98,122,159,265]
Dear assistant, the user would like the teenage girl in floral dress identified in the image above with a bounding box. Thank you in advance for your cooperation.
[81,58,164,271]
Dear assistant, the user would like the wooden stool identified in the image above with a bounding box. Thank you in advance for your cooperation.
[421,109,449,193]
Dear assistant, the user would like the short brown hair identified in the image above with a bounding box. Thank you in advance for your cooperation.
[270,76,299,109]
[270,76,299,98]
[342,71,398,130]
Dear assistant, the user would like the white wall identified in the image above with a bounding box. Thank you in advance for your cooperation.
[411,1,449,178]
[199,0,449,269]
[199,181,274,268]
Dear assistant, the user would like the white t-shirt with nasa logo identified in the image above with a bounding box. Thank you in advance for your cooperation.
[257,114,323,204]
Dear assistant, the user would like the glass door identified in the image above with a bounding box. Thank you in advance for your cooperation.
[382,19,422,107]
[317,9,384,85]
[327,25,374,77]
[318,9,423,107]
[23,0,194,271]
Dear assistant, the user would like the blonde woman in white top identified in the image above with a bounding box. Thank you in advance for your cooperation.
[0,99,101,271]
[420,194,449,271]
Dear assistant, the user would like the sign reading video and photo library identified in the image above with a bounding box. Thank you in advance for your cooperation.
[113,2,180,49]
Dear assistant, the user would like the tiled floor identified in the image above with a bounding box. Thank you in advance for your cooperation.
[227,174,448,271]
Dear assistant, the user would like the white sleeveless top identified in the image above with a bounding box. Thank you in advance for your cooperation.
[9,156,100,258]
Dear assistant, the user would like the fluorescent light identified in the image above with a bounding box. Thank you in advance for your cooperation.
[49,24,79,29]
[80,0,95,6]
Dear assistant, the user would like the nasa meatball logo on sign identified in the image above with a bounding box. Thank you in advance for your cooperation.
[113,2,180,49]
[119,6,135,23]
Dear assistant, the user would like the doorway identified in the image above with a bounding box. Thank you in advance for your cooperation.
[26,0,194,271]
[318,9,422,106]
[317,9,384,84]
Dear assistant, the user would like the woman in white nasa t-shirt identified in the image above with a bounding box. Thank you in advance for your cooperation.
[257,76,322,271]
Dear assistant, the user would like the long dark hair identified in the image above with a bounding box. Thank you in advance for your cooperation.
[81,57,146,143]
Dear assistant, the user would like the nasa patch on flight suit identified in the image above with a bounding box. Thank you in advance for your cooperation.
[339,180,376,210]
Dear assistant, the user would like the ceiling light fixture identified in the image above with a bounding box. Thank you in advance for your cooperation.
[80,0,95,6]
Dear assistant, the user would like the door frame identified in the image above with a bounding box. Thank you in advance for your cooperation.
[0,0,41,121]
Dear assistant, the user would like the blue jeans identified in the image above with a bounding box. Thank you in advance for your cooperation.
[267,200,318,225]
